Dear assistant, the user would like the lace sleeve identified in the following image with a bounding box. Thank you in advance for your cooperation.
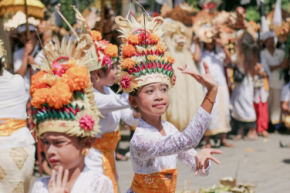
[131,107,211,159]
[91,173,114,193]
[31,177,50,193]
[178,149,211,176]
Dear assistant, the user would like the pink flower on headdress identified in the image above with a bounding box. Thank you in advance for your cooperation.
[172,74,177,86]
[102,54,112,68]
[121,75,131,89]
[138,32,150,41]
[79,115,95,132]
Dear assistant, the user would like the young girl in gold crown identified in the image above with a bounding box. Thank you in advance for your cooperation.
[30,32,113,192]
[71,7,139,193]
[115,14,222,193]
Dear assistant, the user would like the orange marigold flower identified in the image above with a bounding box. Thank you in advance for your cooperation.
[156,44,164,53]
[47,81,72,109]
[104,44,118,58]
[30,71,47,96]
[122,44,136,57]
[128,35,140,45]
[167,56,175,65]
[122,58,135,69]
[148,34,160,44]
[90,30,102,41]
[31,88,50,108]
[64,66,89,91]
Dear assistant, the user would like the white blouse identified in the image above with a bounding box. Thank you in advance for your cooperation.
[126,107,212,193]
[85,87,139,173]
[199,48,227,86]
[0,70,34,149]
[31,166,114,193]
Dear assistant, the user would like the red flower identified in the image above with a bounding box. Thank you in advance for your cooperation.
[121,75,131,89]
[138,32,150,41]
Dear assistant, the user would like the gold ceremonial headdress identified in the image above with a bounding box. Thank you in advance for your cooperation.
[30,37,101,138]
[115,14,176,93]
[72,6,118,71]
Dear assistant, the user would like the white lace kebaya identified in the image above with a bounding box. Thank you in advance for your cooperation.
[127,106,212,193]
[31,166,114,193]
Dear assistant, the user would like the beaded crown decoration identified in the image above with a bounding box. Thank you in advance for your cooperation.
[30,37,102,138]
[115,14,176,93]
[72,6,118,71]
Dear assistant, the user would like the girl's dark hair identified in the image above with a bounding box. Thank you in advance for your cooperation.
[129,89,139,112]
[0,57,4,75]
[236,32,258,76]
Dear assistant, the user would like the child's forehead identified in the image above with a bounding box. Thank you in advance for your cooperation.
[142,83,168,88]
[42,132,70,139]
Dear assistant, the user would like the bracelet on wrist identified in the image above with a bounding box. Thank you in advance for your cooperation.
[205,93,216,104]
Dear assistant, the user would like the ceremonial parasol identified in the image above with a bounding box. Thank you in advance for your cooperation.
[0,0,45,39]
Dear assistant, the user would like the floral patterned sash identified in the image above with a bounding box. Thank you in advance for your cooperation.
[131,168,178,193]
[93,130,121,193]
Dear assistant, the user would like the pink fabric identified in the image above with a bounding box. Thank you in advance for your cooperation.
[254,99,269,133]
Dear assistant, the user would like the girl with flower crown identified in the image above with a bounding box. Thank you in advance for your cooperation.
[71,7,140,193]
[30,35,114,193]
[115,14,222,193]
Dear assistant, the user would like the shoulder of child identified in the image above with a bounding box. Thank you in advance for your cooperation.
[31,176,51,192]
[89,171,114,192]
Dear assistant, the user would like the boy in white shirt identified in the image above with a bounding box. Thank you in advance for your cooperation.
[261,31,288,127]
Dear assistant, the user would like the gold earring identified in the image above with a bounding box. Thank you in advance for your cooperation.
[96,77,100,82]
[82,148,89,156]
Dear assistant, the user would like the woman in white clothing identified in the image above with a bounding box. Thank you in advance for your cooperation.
[230,32,259,139]
[0,38,35,193]
[193,26,233,148]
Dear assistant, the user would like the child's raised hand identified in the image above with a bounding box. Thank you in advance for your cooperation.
[48,166,69,193]
[194,149,222,176]
[178,62,218,91]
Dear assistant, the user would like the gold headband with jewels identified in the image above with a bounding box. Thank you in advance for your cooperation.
[115,14,176,93]
[30,37,102,138]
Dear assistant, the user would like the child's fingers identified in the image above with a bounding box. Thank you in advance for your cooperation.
[50,169,56,189]
[208,155,221,165]
[209,149,222,155]
[62,169,69,188]
[57,166,63,187]
[177,65,188,71]
[203,62,210,74]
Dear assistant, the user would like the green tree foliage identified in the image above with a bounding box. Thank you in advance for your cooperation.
[186,0,290,22]
[60,0,75,30]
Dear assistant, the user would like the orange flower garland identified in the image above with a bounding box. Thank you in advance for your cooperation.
[31,88,50,108]
[47,81,72,109]
[156,44,164,53]
[122,58,135,69]
[64,66,89,91]
[90,30,102,41]
[122,44,136,57]
[148,34,160,44]
[104,44,118,58]
[30,71,47,96]
[128,35,140,45]
[167,56,175,65]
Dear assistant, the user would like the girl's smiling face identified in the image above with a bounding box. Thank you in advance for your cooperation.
[42,132,91,171]
[129,83,170,118]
